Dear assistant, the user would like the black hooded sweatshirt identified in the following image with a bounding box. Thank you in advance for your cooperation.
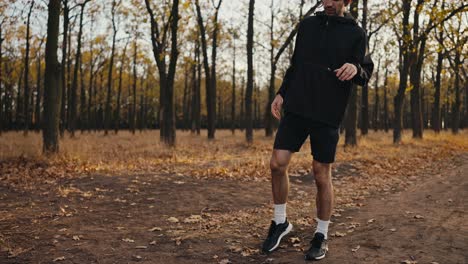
[277,11,374,128]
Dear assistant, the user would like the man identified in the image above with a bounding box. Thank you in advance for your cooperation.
[261,0,374,261]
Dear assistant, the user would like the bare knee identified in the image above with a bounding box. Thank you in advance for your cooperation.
[270,152,290,175]
[313,161,332,187]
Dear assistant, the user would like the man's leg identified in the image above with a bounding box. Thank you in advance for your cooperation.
[270,149,293,205]
[304,160,334,261]
[313,160,334,237]
[262,149,294,253]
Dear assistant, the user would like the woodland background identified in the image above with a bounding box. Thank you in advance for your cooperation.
[0,0,466,151]
[0,1,467,263]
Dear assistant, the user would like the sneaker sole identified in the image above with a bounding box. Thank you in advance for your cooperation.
[266,223,293,252]
[305,248,328,261]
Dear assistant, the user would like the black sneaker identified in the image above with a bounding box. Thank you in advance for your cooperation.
[261,219,293,253]
[304,232,328,261]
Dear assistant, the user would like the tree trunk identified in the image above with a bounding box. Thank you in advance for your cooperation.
[66,20,72,132]
[131,41,137,134]
[163,0,179,145]
[23,1,34,135]
[145,0,180,145]
[182,64,189,129]
[240,76,245,131]
[194,0,223,140]
[345,0,359,146]
[383,68,389,132]
[79,55,86,132]
[393,0,411,144]
[43,0,61,154]
[373,57,380,131]
[360,0,369,136]
[409,0,425,139]
[191,37,201,135]
[231,42,236,135]
[105,0,118,135]
[60,0,69,137]
[35,49,42,130]
[265,0,275,137]
[195,40,201,134]
[87,69,93,131]
[70,2,89,137]
[443,85,450,130]
[451,52,461,134]
[4,63,14,129]
[0,25,4,134]
[16,66,24,128]
[114,42,127,134]
[245,0,255,143]
[409,38,426,139]
[432,36,443,133]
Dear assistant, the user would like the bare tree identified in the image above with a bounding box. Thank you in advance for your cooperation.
[194,0,223,139]
[344,0,359,146]
[69,0,91,137]
[245,0,255,142]
[43,0,62,154]
[145,0,180,145]
[104,0,121,135]
[22,0,35,135]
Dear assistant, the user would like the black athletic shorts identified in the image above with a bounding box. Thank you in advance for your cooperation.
[273,112,340,163]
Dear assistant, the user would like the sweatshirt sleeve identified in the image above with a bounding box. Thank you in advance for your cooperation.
[276,20,304,98]
[351,30,374,86]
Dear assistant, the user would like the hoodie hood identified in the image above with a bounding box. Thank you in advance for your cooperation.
[315,11,358,25]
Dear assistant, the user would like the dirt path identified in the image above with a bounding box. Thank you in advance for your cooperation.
[0,154,466,264]
[271,154,468,264]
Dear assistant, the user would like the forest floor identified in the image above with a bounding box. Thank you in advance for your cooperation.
[0,129,467,264]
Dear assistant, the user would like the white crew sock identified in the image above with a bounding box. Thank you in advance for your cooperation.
[273,203,287,224]
[315,218,330,239]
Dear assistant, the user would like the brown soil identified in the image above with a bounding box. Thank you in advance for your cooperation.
[0,152,466,264]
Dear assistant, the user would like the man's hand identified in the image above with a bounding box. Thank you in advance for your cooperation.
[271,94,283,120]
[334,63,358,81]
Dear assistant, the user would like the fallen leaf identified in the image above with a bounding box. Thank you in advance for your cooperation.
[351,245,360,252]
[167,217,179,223]
[53,256,66,262]
[228,245,242,253]
[183,215,202,223]
[219,259,231,264]
[135,246,147,249]
[390,228,397,232]
[401,260,417,264]
[122,238,135,243]
[149,241,157,245]
[241,248,259,257]
[367,218,375,224]
[148,227,162,232]
[72,235,80,241]
[414,215,424,219]
[289,237,301,243]
[332,231,346,237]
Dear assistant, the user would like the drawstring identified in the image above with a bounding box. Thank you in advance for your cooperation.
[302,62,333,72]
